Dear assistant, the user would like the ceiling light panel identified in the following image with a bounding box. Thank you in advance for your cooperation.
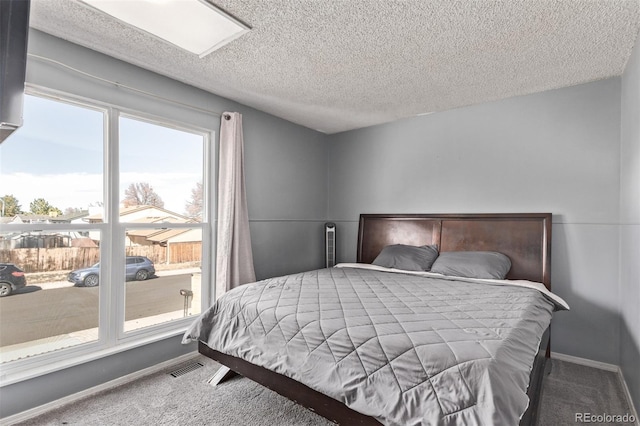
[79,0,250,57]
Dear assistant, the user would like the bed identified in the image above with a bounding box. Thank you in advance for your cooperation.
[183,213,568,425]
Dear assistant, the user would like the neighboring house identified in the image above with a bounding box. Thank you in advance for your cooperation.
[86,205,199,246]
[5,211,90,225]
[147,228,202,245]
[0,216,23,225]
[62,211,91,224]
[0,211,91,248]
[1,207,198,249]
[125,226,203,264]
[85,205,192,224]
[125,216,193,246]
[11,213,57,224]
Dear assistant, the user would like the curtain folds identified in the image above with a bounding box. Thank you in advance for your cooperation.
[216,112,256,295]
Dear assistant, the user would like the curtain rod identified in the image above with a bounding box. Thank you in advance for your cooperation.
[27,53,224,118]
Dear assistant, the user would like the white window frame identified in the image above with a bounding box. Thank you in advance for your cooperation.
[0,86,215,386]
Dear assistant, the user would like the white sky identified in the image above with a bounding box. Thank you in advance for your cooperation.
[0,94,203,215]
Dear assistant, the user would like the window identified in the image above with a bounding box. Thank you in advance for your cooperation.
[118,115,205,333]
[0,91,212,376]
[0,95,104,364]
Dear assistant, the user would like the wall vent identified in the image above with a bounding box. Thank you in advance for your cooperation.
[325,222,336,268]
[169,362,204,378]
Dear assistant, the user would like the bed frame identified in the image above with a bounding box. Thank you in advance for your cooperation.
[199,213,553,425]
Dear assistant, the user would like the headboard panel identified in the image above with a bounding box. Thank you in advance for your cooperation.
[357,213,551,289]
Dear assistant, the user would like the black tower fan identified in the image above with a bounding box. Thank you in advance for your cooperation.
[325,223,336,267]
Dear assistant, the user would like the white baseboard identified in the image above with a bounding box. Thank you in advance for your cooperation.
[551,352,639,425]
[1,352,200,426]
[551,351,619,371]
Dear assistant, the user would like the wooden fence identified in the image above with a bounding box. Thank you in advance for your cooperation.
[0,242,202,273]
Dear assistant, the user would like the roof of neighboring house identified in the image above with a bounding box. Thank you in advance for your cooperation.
[126,228,167,238]
[1,213,87,224]
[128,216,191,224]
[86,205,193,222]
[123,214,194,241]
[123,212,196,242]
[57,210,90,221]
[13,213,55,222]
[146,228,192,243]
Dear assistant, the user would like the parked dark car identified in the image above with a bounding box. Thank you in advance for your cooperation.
[0,263,27,297]
[67,256,156,287]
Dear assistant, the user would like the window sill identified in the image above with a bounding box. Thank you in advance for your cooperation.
[0,324,193,387]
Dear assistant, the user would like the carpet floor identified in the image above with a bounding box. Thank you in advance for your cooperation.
[14,356,635,426]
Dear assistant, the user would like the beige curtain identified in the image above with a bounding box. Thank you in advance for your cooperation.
[216,112,256,296]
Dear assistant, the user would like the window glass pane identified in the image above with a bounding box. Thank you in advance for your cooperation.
[123,227,202,332]
[0,230,101,363]
[0,94,104,363]
[0,94,104,216]
[119,117,203,221]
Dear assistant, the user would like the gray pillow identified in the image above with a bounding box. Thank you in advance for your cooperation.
[372,244,439,271]
[430,251,512,279]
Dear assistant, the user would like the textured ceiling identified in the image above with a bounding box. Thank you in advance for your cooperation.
[29,0,640,134]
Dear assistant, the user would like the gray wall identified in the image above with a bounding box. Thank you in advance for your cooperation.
[620,35,640,411]
[328,78,623,366]
[0,30,327,419]
[243,111,328,279]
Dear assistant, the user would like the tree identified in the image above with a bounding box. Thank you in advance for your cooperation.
[184,181,203,219]
[122,182,164,208]
[1,194,22,216]
[30,198,62,216]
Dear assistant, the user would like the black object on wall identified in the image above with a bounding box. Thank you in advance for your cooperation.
[0,0,31,143]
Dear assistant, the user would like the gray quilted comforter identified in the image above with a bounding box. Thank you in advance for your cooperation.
[183,264,568,426]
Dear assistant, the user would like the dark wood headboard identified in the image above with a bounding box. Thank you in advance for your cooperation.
[357,213,552,289]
